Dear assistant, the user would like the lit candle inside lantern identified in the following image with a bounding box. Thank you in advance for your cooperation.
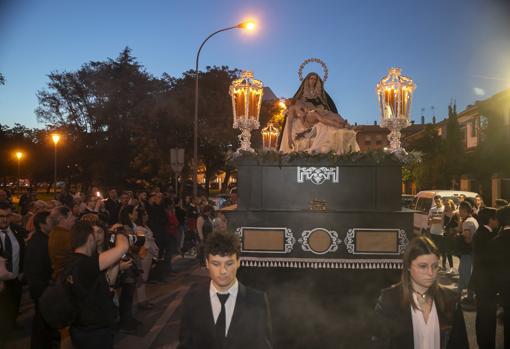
[235,89,245,119]
[261,123,280,150]
[249,90,260,119]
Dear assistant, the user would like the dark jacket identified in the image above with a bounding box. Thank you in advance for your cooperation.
[0,224,27,275]
[178,282,273,349]
[488,228,510,305]
[372,283,468,349]
[104,198,120,225]
[471,225,497,294]
[146,202,167,238]
[24,231,53,299]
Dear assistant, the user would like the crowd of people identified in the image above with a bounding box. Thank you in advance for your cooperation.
[2,184,510,349]
[0,186,228,349]
[412,194,510,349]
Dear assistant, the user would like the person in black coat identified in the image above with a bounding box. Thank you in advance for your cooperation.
[472,207,499,349]
[0,202,27,346]
[372,236,468,349]
[178,232,272,349]
[104,190,121,226]
[488,206,510,349]
[24,211,61,349]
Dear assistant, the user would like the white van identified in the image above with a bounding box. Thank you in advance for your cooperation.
[410,190,479,235]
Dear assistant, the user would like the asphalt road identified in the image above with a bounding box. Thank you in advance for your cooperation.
[5,255,505,349]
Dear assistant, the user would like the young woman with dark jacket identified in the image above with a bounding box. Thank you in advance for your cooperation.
[372,236,468,349]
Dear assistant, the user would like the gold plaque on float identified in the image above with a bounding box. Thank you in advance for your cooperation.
[239,228,289,253]
[355,230,398,253]
[299,228,340,255]
[307,229,332,254]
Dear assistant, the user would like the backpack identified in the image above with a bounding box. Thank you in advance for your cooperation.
[39,259,80,329]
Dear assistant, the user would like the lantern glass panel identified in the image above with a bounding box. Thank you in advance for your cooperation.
[249,91,260,119]
[234,90,245,119]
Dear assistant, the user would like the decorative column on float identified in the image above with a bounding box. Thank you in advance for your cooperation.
[261,123,280,151]
[376,67,416,154]
[229,70,263,153]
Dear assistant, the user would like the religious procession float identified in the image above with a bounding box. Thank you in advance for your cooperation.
[224,59,418,348]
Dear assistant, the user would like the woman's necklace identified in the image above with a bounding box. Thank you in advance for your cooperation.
[413,289,429,306]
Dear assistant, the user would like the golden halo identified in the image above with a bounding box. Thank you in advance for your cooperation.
[298,58,329,82]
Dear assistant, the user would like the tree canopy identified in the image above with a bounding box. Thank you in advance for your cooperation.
[32,47,241,192]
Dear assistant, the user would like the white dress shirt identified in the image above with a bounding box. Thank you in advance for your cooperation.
[411,293,440,349]
[428,205,445,235]
[210,279,239,337]
[0,227,20,279]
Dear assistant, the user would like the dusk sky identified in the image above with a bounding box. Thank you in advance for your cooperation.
[1,0,510,129]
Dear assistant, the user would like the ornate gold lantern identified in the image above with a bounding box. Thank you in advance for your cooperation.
[376,67,416,153]
[229,70,263,153]
[261,122,280,151]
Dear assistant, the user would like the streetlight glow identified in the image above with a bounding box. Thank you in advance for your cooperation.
[52,133,61,145]
[238,20,256,31]
[51,133,61,192]
[15,151,23,160]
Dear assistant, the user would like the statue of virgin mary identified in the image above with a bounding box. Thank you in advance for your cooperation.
[279,71,360,154]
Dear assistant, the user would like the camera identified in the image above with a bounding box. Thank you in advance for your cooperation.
[108,226,146,248]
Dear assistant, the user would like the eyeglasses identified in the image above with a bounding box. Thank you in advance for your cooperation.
[412,261,439,272]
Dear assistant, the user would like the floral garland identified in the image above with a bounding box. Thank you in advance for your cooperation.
[230,149,422,166]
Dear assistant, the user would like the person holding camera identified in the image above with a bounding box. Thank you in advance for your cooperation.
[68,220,129,349]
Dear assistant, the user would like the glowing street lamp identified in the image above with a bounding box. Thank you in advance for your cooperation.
[52,133,61,192]
[376,67,416,154]
[15,151,23,193]
[239,20,256,31]
[192,19,257,197]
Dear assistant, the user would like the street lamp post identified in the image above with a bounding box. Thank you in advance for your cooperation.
[15,151,23,194]
[193,20,255,198]
[52,133,61,192]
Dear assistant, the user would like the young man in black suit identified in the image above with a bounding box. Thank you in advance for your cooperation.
[178,232,273,349]
[489,206,510,349]
[472,207,499,349]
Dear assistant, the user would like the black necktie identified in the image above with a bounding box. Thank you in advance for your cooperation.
[215,293,230,348]
[1,230,12,272]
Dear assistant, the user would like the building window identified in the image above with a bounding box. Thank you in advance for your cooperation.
[471,120,477,137]
[375,140,382,145]
[460,125,467,147]
[365,140,372,146]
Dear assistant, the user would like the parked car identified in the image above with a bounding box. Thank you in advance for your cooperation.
[410,190,478,235]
